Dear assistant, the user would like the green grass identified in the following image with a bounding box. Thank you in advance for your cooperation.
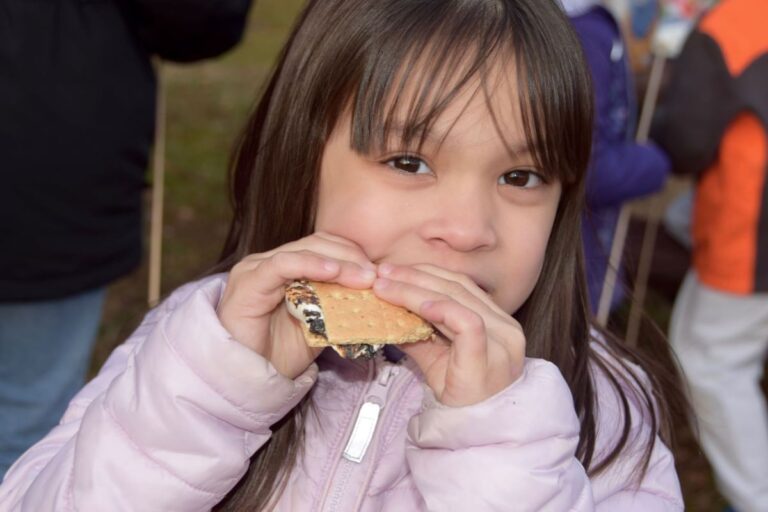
[91,2,725,510]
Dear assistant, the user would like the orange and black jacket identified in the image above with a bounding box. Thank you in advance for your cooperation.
[654,0,768,294]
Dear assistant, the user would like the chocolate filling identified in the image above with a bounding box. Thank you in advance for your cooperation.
[334,343,381,360]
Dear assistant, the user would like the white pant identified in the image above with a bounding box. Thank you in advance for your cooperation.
[669,271,768,512]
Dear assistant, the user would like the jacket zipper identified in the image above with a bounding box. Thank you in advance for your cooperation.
[342,363,400,462]
[322,357,402,511]
[350,363,419,511]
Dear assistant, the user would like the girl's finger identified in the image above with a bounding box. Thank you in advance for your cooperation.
[373,277,487,371]
[237,252,376,312]
[373,267,522,351]
[240,233,375,271]
[378,263,504,318]
[419,299,488,379]
[409,263,508,316]
[241,245,370,270]
[396,337,450,394]
[372,276,450,317]
[291,233,375,269]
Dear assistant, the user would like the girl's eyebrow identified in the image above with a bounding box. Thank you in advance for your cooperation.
[385,123,533,157]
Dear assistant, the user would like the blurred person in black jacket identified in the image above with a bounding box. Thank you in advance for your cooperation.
[0,0,253,477]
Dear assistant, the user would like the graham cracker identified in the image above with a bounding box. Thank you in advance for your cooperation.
[292,281,433,347]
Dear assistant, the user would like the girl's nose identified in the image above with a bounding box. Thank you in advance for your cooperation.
[418,191,498,253]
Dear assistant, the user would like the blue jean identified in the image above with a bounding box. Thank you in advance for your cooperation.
[0,287,106,478]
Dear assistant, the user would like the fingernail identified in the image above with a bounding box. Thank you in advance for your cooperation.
[323,260,339,272]
[378,263,394,276]
[362,261,377,270]
[374,278,390,290]
[360,269,376,280]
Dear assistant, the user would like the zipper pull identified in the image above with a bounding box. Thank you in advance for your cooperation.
[342,365,399,463]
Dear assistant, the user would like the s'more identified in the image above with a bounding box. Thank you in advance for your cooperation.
[284,280,434,359]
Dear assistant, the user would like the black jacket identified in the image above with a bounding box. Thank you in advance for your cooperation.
[0,0,251,301]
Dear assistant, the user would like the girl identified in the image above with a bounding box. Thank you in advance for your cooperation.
[0,0,686,510]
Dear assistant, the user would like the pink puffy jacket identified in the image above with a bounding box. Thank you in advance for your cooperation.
[0,275,683,511]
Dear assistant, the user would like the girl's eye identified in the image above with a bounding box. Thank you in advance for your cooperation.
[385,155,431,174]
[499,169,544,188]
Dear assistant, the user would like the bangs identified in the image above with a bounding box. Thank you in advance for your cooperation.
[345,0,592,186]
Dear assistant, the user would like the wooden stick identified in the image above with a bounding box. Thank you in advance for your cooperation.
[596,207,630,326]
[625,55,667,345]
[596,53,666,328]
[148,63,166,308]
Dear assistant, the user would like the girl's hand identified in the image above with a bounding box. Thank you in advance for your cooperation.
[373,264,526,407]
[217,232,377,379]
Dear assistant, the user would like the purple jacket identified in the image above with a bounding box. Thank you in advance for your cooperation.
[0,275,683,511]
[573,7,671,311]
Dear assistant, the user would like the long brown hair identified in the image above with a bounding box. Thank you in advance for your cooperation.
[212,0,687,509]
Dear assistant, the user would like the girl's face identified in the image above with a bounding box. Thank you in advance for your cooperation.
[315,80,562,315]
